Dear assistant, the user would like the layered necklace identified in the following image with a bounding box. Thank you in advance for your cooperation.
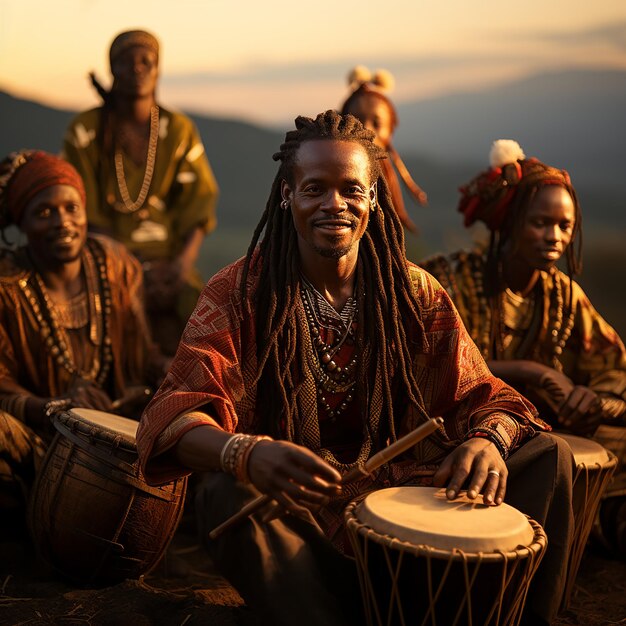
[19,240,113,385]
[301,277,359,422]
[113,105,159,216]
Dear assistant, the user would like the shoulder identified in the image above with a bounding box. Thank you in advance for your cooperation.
[88,234,142,276]
[64,108,102,148]
[0,249,28,285]
[159,107,199,138]
[407,261,452,310]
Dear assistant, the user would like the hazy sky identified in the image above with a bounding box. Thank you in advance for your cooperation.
[2,0,626,125]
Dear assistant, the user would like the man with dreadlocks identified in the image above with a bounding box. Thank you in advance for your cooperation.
[137,113,573,626]
[62,29,219,355]
[421,139,626,557]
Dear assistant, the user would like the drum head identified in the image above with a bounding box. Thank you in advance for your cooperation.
[554,432,610,465]
[59,408,138,444]
[355,486,533,553]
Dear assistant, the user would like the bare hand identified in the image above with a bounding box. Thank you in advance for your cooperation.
[558,385,603,435]
[69,381,114,411]
[433,438,507,505]
[247,440,342,522]
[537,369,575,409]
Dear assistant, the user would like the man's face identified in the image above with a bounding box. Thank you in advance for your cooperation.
[282,140,374,262]
[20,185,87,268]
[111,45,159,98]
[344,95,394,150]
[510,185,576,271]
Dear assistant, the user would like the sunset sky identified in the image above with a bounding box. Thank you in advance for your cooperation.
[1,1,626,125]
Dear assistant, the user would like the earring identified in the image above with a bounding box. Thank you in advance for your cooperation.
[370,199,377,212]
[281,199,290,211]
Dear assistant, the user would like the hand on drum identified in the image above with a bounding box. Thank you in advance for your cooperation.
[433,438,507,506]
[68,380,114,412]
[247,440,342,523]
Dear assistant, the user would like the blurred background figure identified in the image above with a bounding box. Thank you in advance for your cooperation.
[341,66,427,234]
[63,29,219,356]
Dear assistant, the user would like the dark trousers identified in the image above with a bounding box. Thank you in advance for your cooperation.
[196,432,574,626]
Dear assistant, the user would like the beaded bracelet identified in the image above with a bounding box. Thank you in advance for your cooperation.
[465,427,509,460]
[234,436,272,484]
[220,434,249,474]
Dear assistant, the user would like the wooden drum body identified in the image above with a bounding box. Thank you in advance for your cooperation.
[29,408,187,586]
[345,487,547,626]
[553,432,617,605]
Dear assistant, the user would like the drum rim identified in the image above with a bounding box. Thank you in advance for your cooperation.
[54,409,137,451]
[344,499,547,562]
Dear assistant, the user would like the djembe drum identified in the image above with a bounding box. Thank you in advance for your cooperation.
[29,408,187,585]
[345,487,547,626]
[553,432,617,606]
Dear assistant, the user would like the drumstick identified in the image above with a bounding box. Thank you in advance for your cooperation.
[209,416,444,540]
[342,416,444,483]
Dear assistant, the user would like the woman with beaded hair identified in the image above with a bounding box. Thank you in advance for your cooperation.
[421,139,626,554]
[0,150,165,520]
[340,66,427,233]
[63,29,219,355]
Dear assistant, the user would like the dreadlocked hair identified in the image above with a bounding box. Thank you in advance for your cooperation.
[240,109,430,442]
[484,175,583,358]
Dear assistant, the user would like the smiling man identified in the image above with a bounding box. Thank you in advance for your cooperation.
[137,112,573,626]
[0,151,165,520]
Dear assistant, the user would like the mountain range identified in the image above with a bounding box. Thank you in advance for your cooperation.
[1,71,625,333]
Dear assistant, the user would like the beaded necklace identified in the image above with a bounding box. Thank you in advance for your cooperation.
[113,105,159,215]
[19,240,113,385]
[301,278,358,422]
[459,254,574,367]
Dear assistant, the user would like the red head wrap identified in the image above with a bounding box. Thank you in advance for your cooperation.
[458,144,572,232]
[0,151,86,227]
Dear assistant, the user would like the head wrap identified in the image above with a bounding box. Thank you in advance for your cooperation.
[458,139,572,231]
[340,66,398,131]
[109,29,159,69]
[0,151,86,227]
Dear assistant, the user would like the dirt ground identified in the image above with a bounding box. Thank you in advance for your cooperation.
[1,514,625,626]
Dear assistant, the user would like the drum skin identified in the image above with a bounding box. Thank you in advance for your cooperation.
[345,487,547,626]
[28,410,187,586]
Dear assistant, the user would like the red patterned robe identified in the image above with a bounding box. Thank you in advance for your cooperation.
[137,257,546,543]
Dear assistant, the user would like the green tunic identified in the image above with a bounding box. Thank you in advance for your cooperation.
[63,107,219,341]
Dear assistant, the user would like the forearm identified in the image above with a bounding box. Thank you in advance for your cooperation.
[178,226,205,269]
[487,359,549,387]
[174,422,231,472]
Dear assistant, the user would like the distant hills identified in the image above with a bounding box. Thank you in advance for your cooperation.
[396,69,626,192]
[1,78,625,334]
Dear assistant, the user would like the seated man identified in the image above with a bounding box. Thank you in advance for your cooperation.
[0,151,166,518]
[421,139,626,555]
[138,112,573,626]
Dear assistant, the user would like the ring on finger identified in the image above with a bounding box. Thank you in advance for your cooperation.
[487,469,500,478]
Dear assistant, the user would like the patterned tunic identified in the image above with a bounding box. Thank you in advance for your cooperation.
[137,257,545,543]
[422,250,626,496]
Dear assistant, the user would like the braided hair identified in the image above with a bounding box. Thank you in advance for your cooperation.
[241,110,430,442]
[458,140,583,358]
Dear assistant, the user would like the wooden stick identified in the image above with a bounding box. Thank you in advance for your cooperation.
[208,416,444,540]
